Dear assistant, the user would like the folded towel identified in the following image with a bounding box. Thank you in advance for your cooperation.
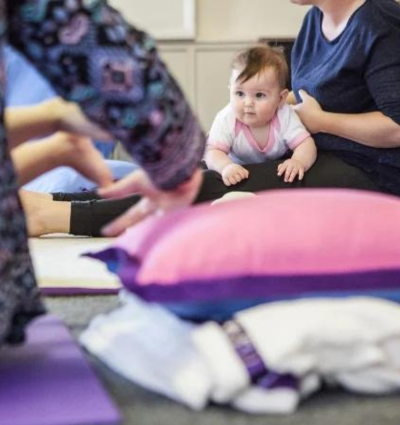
[81,295,400,414]
[80,291,212,410]
[193,297,400,410]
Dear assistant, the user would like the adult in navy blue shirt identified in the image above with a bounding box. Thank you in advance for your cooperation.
[196,0,400,202]
[290,0,400,196]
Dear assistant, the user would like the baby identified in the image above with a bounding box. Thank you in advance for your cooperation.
[204,45,317,186]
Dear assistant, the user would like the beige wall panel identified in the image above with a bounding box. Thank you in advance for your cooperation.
[109,0,196,39]
[107,0,309,131]
[109,0,308,42]
[197,0,309,41]
[159,46,195,106]
[195,44,249,130]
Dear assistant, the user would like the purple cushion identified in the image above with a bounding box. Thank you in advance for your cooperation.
[87,189,400,320]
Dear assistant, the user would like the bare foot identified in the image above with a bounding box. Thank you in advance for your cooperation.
[210,191,256,206]
[19,189,71,236]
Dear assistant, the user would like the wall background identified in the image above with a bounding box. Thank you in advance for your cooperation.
[109,0,309,41]
[196,0,308,41]
[108,0,310,132]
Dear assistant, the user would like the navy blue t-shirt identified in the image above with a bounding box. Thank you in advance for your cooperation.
[291,0,400,194]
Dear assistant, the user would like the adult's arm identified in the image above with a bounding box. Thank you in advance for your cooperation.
[11,132,112,187]
[295,30,400,148]
[5,98,111,148]
[5,103,58,147]
[7,1,205,190]
[295,90,400,148]
[204,149,234,174]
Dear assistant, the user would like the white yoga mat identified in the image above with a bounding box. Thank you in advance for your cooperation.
[29,235,121,294]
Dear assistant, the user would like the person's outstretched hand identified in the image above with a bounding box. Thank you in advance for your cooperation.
[97,168,203,236]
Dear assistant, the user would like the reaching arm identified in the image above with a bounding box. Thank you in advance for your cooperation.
[7,1,205,190]
[5,98,111,149]
[204,148,249,186]
[5,102,58,148]
[277,136,317,182]
[10,132,112,187]
[204,149,235,174]
[291,136,317,171]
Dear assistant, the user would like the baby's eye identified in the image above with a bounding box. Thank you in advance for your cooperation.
[235,91,245,97]
[256,92,266,99]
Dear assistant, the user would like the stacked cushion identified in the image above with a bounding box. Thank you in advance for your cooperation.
[87,189,400,321]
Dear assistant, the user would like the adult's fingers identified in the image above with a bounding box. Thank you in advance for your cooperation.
[101,197,158,236]
[98,170,150,199]
[76,141,113,187]
[298,89,309,102]
[80,120,112,141]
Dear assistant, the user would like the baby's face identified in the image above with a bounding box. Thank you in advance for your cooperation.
[229,67,286,128]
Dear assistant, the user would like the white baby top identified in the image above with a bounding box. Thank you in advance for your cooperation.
[206,103,310,165]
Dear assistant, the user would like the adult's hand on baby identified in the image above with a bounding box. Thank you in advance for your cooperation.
[221,163,249,186]
[277,158,305,182]
[97,168,203,236]
[293,90,324,134]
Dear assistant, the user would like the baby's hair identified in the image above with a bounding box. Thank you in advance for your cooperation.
[232,44,289,89]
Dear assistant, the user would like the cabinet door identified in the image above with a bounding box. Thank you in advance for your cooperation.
[159,46,195,107]
[195,44,248,131]
[109,0,196,40]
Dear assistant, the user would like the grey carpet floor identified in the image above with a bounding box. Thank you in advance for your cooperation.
[45,296,400,425]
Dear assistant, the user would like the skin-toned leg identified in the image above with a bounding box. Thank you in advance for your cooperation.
[19,190,71,236]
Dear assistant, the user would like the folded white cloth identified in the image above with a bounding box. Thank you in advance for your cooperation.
[80,291,212,410]
[193,296,400,409]
[81,295,400,414]
[232,373,320,414]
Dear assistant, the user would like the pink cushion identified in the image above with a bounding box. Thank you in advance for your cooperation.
[88,189,400,320]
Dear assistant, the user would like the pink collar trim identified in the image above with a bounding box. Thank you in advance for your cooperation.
[235,113,280,154]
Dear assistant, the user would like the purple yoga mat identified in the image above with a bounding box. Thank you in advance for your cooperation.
[41,287,120,296]
[0,315,121,425]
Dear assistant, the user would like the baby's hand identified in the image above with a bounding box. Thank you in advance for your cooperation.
[277,158,305,183]
[221,164,249,186]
